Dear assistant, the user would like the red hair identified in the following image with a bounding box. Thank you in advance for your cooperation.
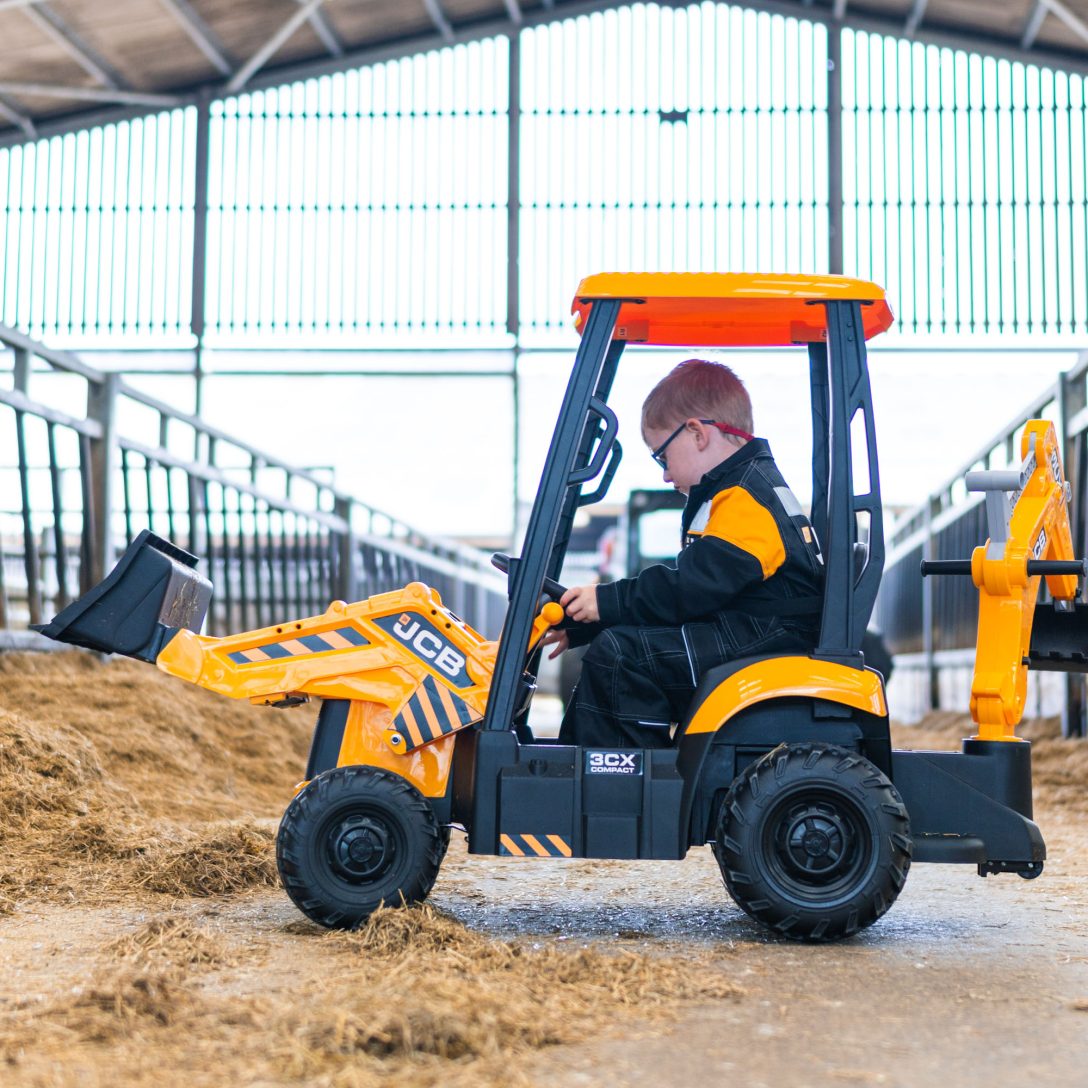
[641,359,753,436]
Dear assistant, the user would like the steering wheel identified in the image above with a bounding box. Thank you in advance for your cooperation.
[491,553,568,603]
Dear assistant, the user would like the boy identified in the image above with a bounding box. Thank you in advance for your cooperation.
[546,359,824,749]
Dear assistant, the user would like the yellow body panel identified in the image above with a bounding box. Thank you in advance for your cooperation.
[683,657,887,735]
[335,699,457,798]
[155,580,501,797]
[969,420,1077,740]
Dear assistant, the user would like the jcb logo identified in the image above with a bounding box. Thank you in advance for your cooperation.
[373,610,472,688]
[585,750,643,775]
[392,614,466,678]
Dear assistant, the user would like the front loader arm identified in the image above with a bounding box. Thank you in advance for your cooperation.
[155,586,495,718]
[36,530,498,743]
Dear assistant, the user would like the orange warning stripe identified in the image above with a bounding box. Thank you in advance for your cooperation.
[499,833,573,858]
[415,684,444,740]
[546,834,573,858]
[398,702,426,748]
[434,682,463,729]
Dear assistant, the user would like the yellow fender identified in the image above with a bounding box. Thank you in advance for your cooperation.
[683,655,886,736]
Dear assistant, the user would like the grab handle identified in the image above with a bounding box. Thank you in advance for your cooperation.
[568,396,619,486]
[921,559,1088,577]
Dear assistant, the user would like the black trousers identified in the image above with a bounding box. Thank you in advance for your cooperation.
[557,614,815,749]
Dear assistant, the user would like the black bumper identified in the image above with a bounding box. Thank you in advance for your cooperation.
[892,740,1045,873]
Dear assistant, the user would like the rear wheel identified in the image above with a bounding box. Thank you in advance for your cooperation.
[713,742,912,942]
[276,765,446,929]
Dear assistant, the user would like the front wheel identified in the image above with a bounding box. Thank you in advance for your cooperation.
[713,742,912,942]
[276,765,446,929]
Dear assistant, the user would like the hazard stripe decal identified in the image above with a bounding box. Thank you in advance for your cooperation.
[227,625,369,665]
[392,675,482,752]
[499,833,572,858]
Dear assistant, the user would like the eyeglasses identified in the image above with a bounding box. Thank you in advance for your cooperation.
[650,419,754,470]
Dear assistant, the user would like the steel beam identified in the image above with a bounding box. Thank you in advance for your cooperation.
[905,0,928,36]
[5,0,1088,149]
[1022,2,1048,49]
[508,35,521,533]
[190,92,211,417]
[502,0,523,25]
[1040,0,1088,47]
[0,92,35,137]
[22,2,125,89]
[421,0,454,43]
[157,0,235,77]
[0,81,181,106]
[827,24,843,275]
[232,0,1088,96]
[227,0,329,93]
[299,0,344,57]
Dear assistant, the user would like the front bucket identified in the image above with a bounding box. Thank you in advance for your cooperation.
[33,530,212,663]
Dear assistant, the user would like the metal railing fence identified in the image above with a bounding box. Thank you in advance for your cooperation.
[0,323,508,641]
[875,351,1088,735]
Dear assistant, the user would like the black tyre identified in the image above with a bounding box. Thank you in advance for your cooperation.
[276,765,447,929]
[713,742,912,942]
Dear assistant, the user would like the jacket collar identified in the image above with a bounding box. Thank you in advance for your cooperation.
[682,438,773,532]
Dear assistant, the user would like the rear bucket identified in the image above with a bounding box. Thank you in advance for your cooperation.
[33,530,212,663]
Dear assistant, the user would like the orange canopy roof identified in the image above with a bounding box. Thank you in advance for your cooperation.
[571,272,894,346]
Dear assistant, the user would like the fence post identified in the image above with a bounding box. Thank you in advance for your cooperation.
[922,497,938,712]
[86,373,120,584]
[12,346,43,624]
[827,25,844,276]
[335,497,357,603]
[1057,366,1087,737]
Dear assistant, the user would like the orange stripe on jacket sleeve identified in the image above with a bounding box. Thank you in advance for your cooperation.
[701,486,786,579]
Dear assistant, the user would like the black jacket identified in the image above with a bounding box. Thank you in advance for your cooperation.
[594,439,824,629]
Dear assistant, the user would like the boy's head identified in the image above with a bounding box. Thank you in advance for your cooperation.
[641,359,754,494]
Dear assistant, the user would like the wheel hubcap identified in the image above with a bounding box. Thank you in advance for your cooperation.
[328,815,395,882]
[787,812,847,876]
[765,793,869,896]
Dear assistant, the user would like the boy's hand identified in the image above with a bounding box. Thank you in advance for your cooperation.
[560,584,600,624]
[541,628,569,659]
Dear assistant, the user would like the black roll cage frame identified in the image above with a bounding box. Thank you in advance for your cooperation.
[480,297,885,734]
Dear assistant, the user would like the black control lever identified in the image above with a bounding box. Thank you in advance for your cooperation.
[490,553,568,603]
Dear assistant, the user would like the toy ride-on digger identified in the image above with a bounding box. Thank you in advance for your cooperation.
[37,272,1086,942]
